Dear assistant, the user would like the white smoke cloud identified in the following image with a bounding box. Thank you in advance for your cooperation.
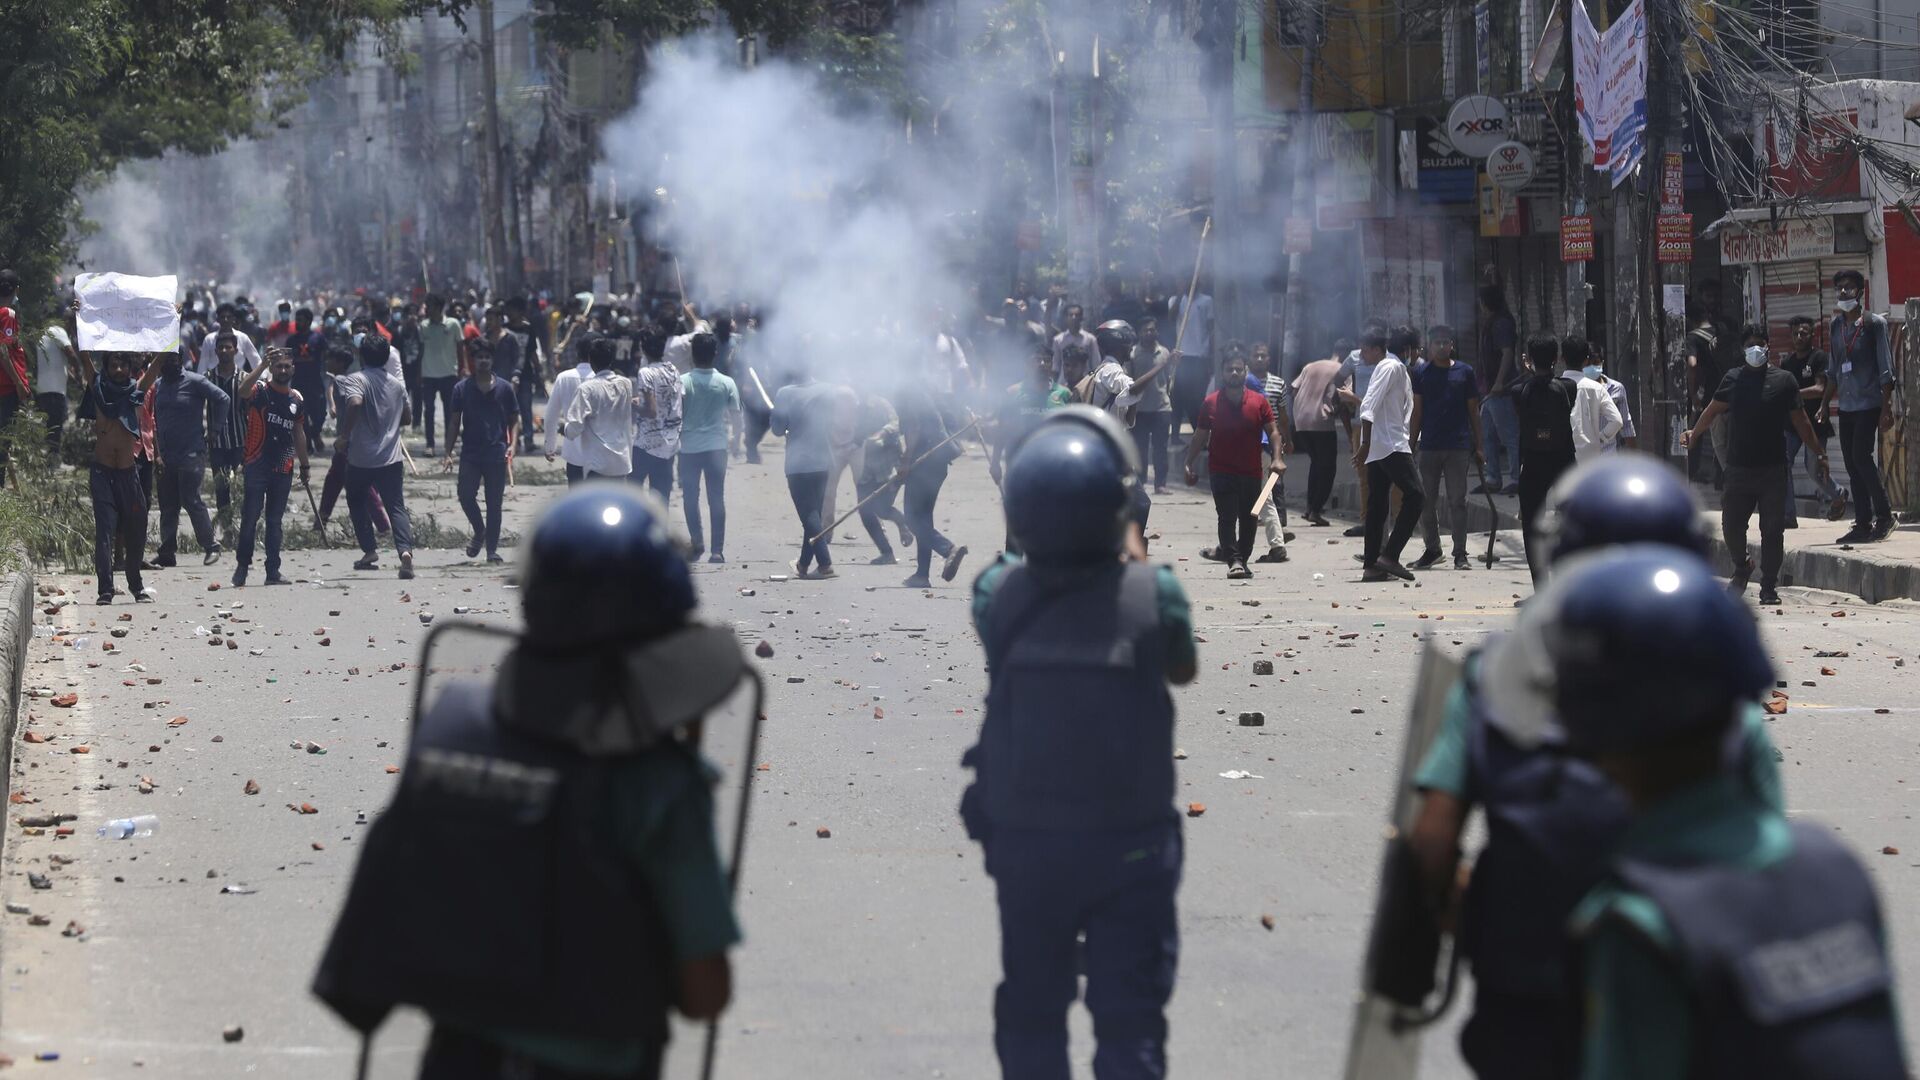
[599,40,971,385]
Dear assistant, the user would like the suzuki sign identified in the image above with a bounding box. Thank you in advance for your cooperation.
[1445,95,1512,158]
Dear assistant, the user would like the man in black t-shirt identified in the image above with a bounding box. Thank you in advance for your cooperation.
[1682,324,1826,605]
[1511,336,1576,586]
[1778,314,1848,524]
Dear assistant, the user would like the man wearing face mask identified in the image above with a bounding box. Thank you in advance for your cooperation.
[1566,336,1624,462]
[1824,270,1898,542]
[1682,325,1824,605]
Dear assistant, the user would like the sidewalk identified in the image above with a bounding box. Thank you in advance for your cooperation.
[1271,447,1920,603]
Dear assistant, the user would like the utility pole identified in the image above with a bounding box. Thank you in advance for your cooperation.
[1280,0,1324,376]
[1207,0,1240,348]
[477,0,513,294]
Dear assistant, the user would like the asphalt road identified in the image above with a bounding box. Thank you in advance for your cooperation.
[4,435,1918,1078]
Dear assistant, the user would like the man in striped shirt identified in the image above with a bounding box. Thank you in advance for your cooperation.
[1246,343,1294,562]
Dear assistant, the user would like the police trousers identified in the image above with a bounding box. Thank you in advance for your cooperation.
[987,823,1183,1080]
[418,1024,660,1080]
[1458,989,1580,1080]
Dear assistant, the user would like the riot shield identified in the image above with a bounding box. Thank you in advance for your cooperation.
[1341,638,1464,1080]
[408,620,767,1080]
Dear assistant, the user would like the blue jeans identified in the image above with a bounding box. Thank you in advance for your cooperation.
[678,449,727,555]
[905,460,954,578]
[1479,396,1520,488]
[987,823,1182,1080]
[346,462,414,556]
[457,455,508,555]
[236,464,292,576]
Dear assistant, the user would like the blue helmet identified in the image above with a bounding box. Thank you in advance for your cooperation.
[520,485,695,651]
[1539,451,1707,566]
[1004,405,1141,564]
[1542,546,1774,755]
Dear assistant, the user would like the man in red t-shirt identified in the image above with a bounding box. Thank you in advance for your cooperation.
[1184,351,1284,578]
[0,269,39,486]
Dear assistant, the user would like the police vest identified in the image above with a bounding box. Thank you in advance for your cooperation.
[1459,659,1631,1001]
[1606,822,1905,1080]
[312,679,673,1042]
[976,561,1174,831]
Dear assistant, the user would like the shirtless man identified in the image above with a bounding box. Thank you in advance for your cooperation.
[77,351,159,604]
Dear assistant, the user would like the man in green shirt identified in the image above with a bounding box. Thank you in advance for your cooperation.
[1545,547,1906,1080]
[417,293,465,456]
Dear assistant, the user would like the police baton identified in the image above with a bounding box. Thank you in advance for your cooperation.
[808,415,981,546]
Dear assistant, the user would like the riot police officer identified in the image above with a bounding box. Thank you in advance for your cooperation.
[960,406,1197,1079]
[1544,547,1909,1079]
[314,485,750,1079]
[1404,453,1783,1079]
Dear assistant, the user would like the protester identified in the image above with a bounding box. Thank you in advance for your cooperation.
[504,297,545,452]
[1356,329,1423,582]
[1128,318,1175,492]
[417,294,464,455]
[1473,285,1520,495]
[1246,343,1294,563]
[1826,269,1898,542]
[205,330,252,533]
[1168,285,1215,444]
[231,348,310,587]
[679,332,738,563]
[1184,352,1281,578]
[149,344,232,566]
[194,302,261,374]
[560,338,637,481]
[1512,336,1577,585]
[1408,325,1481,570]
[287,308,332,452]
[1290,341,1347,527]
[1779,314,1848,525]
[1682,325,1825,605]
[34,309,79,458]
[771,365,840,579]
[335,334,416,579]
[1049,304,1097,384]
[1565,336,1624,461]
[989,345,1072,490]
[632,325,683,501]
[895,383,968,588]
[543,342,594,485]
[853,391,913,564]
[76,351,157,603]
[0,270,36,485]
[1333,325,1391,538]
[442,351,517,563]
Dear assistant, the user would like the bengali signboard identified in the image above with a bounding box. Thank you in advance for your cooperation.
[1561,215,1595,261]
[1718,217,1838,265]
[1661,151,1685,212]
[1656,213,1694,264]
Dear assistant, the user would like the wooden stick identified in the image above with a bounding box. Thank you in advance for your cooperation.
[674,255,688,303]
[1170,217,1213,357]
[1250,468,1283,517]
[399,437,420,478]
[748,368,775,411]
[809,417,981,545]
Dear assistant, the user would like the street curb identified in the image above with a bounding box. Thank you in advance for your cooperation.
[0,570,36,854]
[1705,537,1920,605]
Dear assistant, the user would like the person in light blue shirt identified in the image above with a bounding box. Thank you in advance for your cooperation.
[678,333,740,563]
[1824,269,1899,542]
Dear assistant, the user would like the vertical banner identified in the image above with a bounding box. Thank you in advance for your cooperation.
[1475,0,1493,93]
[1600,0,1648,186]
[1560,215,1595,261]
[1655,213,1694,263]
[1572,1,1603,163]
[1660,151,1685,212]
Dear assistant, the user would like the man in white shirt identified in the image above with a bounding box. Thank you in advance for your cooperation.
[543,351,595,486]
[662,301,711,374]
[632,325,683,500]
[194,304,260,374]
[1355,326,1424,582]
[35,317,78,457]
[1050,304,1098,383]
[560,339,637,479]
[1566,336,1625,460]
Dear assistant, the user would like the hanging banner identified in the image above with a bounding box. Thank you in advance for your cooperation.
[1561,215,1595,261]
[1475,0,1493,93]
[1574,0,1647,185]
[1656,213,1694,263]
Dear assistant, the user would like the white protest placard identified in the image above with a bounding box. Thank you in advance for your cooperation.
[75,273,180,353]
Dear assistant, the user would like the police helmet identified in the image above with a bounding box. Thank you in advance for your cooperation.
[1093,320,1137,362]
[1004,405,1142,564]
[1538,451,1707,567]
[1542,546,1773,755]
[521,486,695,651]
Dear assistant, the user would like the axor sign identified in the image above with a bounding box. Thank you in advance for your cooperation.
[1446,95,1512,158]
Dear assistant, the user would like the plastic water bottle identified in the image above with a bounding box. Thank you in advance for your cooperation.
[97,815,159,840]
